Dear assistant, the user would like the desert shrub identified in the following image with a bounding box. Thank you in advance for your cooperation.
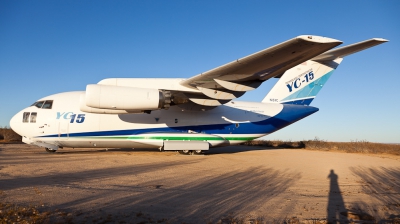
[243,138,400,155]
[242,140,304,148]
[0,127,22,142]
[304,140,400,155]
[0,203,50,223]
[302,137,330,150]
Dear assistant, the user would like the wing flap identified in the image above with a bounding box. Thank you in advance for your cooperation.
[214,79,262,91]
[196,86,245,100]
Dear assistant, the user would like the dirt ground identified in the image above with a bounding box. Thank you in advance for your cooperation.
[0,144,399,223]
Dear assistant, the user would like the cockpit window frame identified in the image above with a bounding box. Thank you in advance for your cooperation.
[32,101,45,108]
[42,100,53,109]
[31,100,53,109]
[23,112,30,123]
[30,112,37,123]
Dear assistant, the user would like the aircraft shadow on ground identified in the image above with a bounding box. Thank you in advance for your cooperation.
[3,147,398,222]
[55,166,301,223]
[0,160,302,223]
[204,145,282,155]
[52,145,280,155]
[0,160,197,191]
[55,148,145,154]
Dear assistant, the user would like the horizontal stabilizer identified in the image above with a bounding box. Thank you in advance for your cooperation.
[312,38,388,61]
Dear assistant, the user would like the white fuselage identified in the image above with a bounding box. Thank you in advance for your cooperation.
[10,91,318,150]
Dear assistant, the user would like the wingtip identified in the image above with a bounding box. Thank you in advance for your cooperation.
[372,38,389,42]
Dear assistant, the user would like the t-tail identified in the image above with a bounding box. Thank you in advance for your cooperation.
[262,38,388,105]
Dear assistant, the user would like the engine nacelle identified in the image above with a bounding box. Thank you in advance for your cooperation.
[85,84,171,110]
[80,93,143,114]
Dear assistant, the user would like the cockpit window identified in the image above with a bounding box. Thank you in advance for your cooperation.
[30,112,37,123]
[30,100,53,109]
[42,100,53,109]
[23,112,30,123]
[32,101,44,108]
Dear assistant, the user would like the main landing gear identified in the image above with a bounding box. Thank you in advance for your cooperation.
[178,150,203,155]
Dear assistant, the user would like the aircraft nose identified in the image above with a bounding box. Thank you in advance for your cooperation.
[10,112,22,136]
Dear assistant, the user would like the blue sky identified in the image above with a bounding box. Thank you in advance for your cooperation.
[1,1,399,143]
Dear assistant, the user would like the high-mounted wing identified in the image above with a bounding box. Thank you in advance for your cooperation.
[179,35,342,106]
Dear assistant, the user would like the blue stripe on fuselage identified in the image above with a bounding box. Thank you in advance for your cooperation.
[41,104,319,138]
[283,98,314,105]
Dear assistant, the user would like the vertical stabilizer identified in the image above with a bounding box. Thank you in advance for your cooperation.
[262,38,388,105]
[262,58,342,105]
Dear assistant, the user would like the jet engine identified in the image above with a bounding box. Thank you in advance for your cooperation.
[85,84,171,111]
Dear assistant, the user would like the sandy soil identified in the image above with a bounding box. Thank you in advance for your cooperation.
[0,144,399,223]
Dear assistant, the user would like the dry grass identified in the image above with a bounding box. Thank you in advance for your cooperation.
[243,140,305,148]
[0,203,51,223]
[0,127,21,142]
[243,138,400,156]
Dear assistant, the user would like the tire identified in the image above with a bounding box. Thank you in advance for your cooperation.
[45,148,57,153]
[193,150,203,155]
[179,150,191,155]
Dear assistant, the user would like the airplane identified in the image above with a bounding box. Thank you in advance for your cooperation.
[10,35,387,154]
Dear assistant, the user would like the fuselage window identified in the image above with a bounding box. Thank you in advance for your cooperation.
[42,100,53,109]
[23,112,30,123]
[30,112,37,123]
[33,101,44,108]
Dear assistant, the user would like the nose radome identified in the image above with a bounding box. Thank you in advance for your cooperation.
[10,112,22,136]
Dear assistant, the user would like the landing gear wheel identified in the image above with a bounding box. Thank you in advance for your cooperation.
[179,150,191,155]
[193,150,203,155]
[45,148,57,153]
